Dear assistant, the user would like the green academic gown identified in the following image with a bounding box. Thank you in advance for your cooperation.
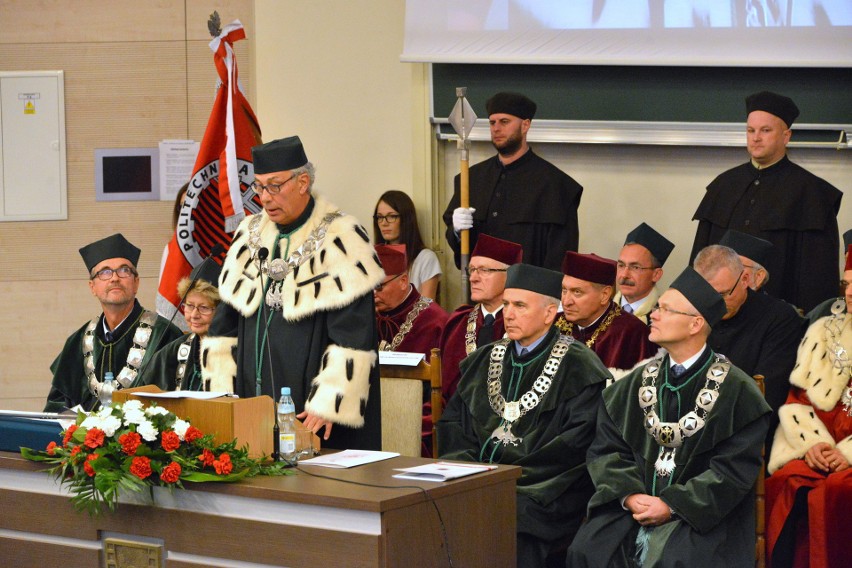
[137,333,206,392]
[567,349,770,568]
[45,300,184,412]
[437,328,610,565]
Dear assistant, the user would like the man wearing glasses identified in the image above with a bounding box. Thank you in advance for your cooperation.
[567,267,770,567]
[613,223,675,325]
[439,234,523,402]
[694,244,806,453]
[45,234,183,412]
[374,244,448,361]
[202,136,386,450]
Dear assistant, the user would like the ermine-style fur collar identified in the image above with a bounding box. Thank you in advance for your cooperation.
[789,314,852,412]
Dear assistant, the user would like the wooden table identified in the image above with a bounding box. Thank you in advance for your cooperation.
[0,451,520,567]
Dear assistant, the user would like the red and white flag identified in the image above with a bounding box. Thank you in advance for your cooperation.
[156,20,262,324]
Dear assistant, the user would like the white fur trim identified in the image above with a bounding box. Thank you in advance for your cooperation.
[789,314,852,412]
[837,435,852,464]
[219,195,384,320]
[305,345,376,428]
[200,336,237,394]
[768,402,835,474]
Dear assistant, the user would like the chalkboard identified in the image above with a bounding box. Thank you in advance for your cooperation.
[432,64,852,125]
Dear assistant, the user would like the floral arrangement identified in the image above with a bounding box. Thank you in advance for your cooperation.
[21,400,290,515]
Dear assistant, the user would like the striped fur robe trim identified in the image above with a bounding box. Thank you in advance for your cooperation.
[768,314,852,473]
[218,195,385,320]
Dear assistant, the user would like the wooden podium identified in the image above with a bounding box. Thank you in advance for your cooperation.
[113,386,275,458]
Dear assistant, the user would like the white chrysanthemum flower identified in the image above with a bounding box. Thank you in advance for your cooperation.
[80,415,103,430]
[172,419,190,441]
[123,407,146,426]
[99,415,123,437]
[97,405,114,419]
[121,400,143,412]
[136,419,159,442]
[145,406,170,417]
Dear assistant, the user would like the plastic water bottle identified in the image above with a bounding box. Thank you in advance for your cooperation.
[277,387,297,462]
[99,372,115,408]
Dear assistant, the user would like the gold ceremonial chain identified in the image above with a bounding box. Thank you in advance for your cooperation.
[379,297,433,352]
[561,304,622,348]
[639,355,729,477]
[823,305,852,415]
[84,310,157,397]
[486,335,572,446]
[464,304,482,355]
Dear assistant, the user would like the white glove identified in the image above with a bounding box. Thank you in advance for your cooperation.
[452,207,475,232]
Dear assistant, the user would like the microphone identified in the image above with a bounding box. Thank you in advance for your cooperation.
[256,246,282,461]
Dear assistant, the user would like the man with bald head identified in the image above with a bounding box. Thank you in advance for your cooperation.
[690,90,843,313]
[438,263,610,567]
[567,267,770,567]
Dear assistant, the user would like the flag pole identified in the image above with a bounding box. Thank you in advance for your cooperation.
[448,88,477,302]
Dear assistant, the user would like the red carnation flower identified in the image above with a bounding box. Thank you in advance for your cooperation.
[84,453,98,477]
[184,426,203,443]
[199,448,215,467]
[70,446,82,457]
[46,441,57,455]
[84,428,105,449]
[63,424,78,447]
[160,461,182,484]
[119,432,142,455]
[130,456,152,479]
[161,430,180,452]
[213,453,233,475]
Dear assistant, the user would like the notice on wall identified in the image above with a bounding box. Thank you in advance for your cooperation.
[159,139,199,202]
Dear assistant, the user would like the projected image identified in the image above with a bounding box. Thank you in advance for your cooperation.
[448,0,852,29]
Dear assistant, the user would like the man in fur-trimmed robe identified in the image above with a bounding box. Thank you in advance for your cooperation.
[46,234,183,412]
[202,136,384,450]
[766,254,852,568]
[439,234,522,402]
[567,267,770,567]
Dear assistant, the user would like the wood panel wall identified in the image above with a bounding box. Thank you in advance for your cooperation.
[0,0,254,410]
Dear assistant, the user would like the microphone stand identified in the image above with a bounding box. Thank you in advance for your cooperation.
[257,247,281,462]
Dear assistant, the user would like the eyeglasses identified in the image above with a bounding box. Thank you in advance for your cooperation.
[91,266,137,281]
[466,266,508,276]
[249,174,295,195]
[720,269,744,297]
[374,214,400,224]
[375,273,403,292]
[616,261,656,272]
[181,302,216,316]
[651,304,699,317]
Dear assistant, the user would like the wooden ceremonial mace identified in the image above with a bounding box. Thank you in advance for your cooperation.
[448,88,477,303]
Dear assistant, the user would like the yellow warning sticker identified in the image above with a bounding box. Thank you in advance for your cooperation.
[24,101,35,114]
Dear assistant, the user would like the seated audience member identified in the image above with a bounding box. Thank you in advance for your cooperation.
[375,244,448,359]
[46,234,184,412]
[694,244,806,453]
[439,234,522,402]
[567,267,770,567]
[438,264,610,568]
[614,222,675,324]
[807,232,852,324]
[719,228,774,292]
[558,251,658,376]
[766,253,852,568]
[373,190,441,300]
[138,261,221,391]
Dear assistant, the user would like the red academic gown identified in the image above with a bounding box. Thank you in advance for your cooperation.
[376,287,448,457]
[558,302,658,373]
[439,305,506,403]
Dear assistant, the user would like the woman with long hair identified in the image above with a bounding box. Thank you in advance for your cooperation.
[373,190,441,300]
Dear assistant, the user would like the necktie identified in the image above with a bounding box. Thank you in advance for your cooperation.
[105,330,114,342]
[671,364,686,378]
[623,303,634,314]
[519,347,529,357]
[477,313,495,348]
